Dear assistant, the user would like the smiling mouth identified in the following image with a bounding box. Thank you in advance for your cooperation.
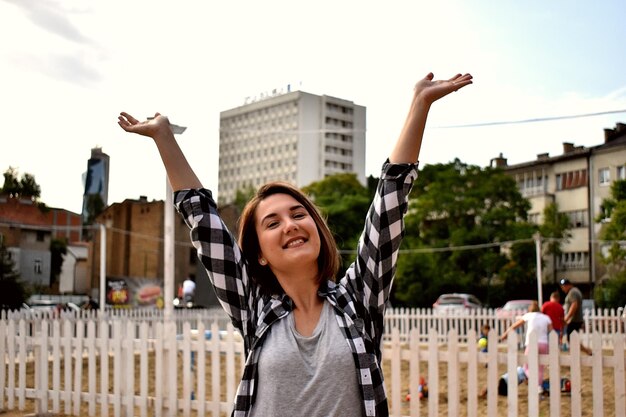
[283,238,306,249]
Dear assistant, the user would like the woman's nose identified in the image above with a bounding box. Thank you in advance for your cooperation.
[283,218,298,233]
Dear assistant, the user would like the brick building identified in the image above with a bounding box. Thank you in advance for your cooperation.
[91,196,198,306]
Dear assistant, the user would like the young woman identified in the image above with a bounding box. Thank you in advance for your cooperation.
[118,72,473,417]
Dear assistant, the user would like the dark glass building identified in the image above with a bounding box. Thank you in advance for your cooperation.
[82,147,110,223]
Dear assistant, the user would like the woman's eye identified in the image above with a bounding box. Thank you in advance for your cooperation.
[293,213,306,219]
[267,221,279,228]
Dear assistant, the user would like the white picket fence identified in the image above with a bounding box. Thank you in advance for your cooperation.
[384,307,626,348]
[0,308,624,417]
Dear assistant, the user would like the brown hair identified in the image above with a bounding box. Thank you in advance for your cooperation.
[529,300,540,312]
[237,182,341,295]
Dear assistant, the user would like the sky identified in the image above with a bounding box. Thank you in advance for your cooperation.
[1,0,625,214]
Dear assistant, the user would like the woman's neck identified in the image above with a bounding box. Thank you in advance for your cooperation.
[274,267,321,311]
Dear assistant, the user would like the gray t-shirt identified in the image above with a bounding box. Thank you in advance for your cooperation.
[564,286,584,323]
[249,300,364,417]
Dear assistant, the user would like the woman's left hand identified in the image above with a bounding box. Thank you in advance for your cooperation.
[413,72,473,106]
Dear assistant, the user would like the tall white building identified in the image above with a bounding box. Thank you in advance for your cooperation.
[218,90,366,204]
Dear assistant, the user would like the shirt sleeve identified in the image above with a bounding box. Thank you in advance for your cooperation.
[174,188,255,334]
[339,160,418,332]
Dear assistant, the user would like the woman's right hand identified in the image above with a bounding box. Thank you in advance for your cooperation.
[118,112,171,139]
[117,111,203,190]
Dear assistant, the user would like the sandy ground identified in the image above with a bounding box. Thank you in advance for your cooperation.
[0,350,617,417]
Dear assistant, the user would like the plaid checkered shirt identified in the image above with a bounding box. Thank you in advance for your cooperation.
[175,161,418,417]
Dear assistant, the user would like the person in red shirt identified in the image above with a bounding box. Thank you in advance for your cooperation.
[542,291,564,348]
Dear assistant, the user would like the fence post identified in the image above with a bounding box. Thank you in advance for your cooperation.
[390,327,401,417]
[34,319,50,415]
[154,322,163,417]
[527,331,540,416]
[0,320,6,411]
[614,333,625,417]
[548,331,561,416]
[447,328,460,417]
[427,328,439,417]
[408,329,420,417]
[166,320,177,417]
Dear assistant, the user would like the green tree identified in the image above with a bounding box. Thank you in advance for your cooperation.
[497,240,539,301]
[84,193,105,225]
[595,180,626,308]
[1,167,41,198]
[1,167,21,195]
[19,172,41,198]
[303,173,371,271]
[233,184,256,213]
[539,202,572,283]
[50,238,68,287]
[0,240,29,310]
[393,160,534,308]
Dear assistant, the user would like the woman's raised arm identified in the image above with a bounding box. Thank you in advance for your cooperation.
[390,72,472,164]
[118,112,203,191]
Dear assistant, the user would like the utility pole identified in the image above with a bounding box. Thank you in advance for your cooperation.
[534,233,543,305]
[163,122,186,321]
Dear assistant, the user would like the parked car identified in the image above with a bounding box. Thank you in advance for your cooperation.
[26,300,81,313]
[432,293,482,313]
[495,299,534,319]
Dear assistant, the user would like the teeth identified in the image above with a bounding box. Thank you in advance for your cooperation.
[286,239,304,247]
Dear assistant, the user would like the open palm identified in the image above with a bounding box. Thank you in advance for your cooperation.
[414,72,473,105]
[118,112,170,138]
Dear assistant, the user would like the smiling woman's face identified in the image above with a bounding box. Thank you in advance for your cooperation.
[254,193,321,275]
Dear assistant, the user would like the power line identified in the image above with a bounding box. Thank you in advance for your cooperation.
[3,221,623,253]
[217,109,626,134]
[432,109,626,129]
[340,236,545,255]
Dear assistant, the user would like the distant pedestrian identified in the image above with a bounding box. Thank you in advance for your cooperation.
[500,301,552,394]
[541,291,564,347]
[83,295,99,310]
[182,274,196,304]
[559,278,592,355]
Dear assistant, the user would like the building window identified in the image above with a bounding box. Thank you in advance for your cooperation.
[599,168,610,185]
[34,259,43,274]
[564,209,588,228]
[555,169,588,191]
[555,174,563,191]
[617,165,626,180]
[558,252,588,270]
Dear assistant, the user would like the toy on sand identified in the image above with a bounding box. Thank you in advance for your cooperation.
[405,377,428,401]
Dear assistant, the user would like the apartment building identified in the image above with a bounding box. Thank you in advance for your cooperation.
[492,122,626,293]
[218,90,366,204]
